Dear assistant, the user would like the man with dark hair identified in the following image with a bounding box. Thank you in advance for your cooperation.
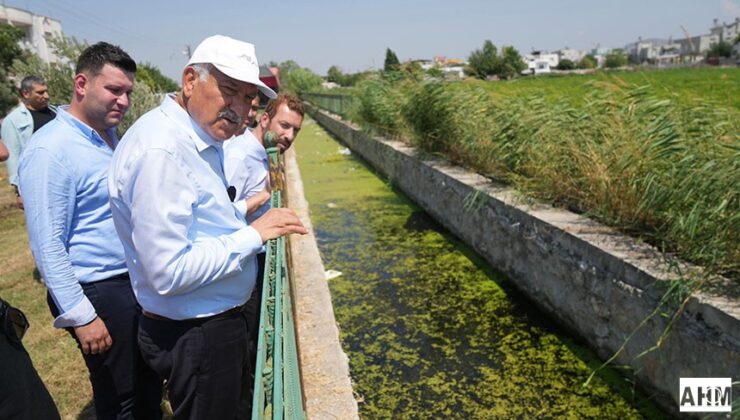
[1,75,56,209]
[18,42,162,420]
[109,35,307,419]
[223,93,304,360]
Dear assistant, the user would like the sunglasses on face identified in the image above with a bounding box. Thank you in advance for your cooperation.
[0,299,30,342]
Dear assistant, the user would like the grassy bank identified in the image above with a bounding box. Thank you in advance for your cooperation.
[0,164,93,419]
[484,67,740,110]
[334,67,739,284]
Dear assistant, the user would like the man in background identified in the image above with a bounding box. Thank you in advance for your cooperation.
[223,92,304,361]
[19,42,162,420]
[2,76,56,209]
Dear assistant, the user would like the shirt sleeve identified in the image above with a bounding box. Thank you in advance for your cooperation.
[123,148,263,296]
[19,148,97,328]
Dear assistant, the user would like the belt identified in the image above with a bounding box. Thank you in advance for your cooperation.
[142,304,246,323]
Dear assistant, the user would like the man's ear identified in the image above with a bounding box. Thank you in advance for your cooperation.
[259,112,271,130]
[20,89,31,100]
[73,73,88,98]
[181,67,197,99]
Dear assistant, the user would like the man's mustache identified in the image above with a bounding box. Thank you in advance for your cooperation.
[217,109,242,125]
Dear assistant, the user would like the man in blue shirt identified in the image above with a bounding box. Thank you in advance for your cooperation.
[224,93,305,372]
[2,75,56,209]
[19,42,161,420]
[109,35,307,419]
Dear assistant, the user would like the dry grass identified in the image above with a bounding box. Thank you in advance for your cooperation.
[0,164,94,419]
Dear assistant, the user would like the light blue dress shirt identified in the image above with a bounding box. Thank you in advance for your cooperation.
[18,106,127,328]
[224,129,271,224]
[108,95,263,320]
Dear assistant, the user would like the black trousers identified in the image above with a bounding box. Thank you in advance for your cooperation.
[138,309,252,420]
[48,274,162,420]
[0,323,60,420]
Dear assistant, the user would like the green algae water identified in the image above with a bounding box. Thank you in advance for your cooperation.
[295,118,665,419]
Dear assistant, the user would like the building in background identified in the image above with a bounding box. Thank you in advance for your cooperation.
[523,51,559,75]
[556,48,586,64]
[0,5,63,63]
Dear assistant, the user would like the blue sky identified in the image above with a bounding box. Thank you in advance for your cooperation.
[4,0,740,80]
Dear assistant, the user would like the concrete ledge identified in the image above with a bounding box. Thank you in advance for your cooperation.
[306,104,740,415]
[285,146,359,419]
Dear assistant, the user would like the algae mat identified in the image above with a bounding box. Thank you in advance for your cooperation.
[295,118,665,419]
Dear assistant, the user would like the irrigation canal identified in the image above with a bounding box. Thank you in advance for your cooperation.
[294,118,665,419]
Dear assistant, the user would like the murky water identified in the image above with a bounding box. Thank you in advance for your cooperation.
[295,119,664,419]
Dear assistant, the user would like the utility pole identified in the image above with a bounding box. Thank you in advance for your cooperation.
[184,44,192,59]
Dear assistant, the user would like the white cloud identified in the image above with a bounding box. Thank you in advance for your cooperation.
[722,0,740,18]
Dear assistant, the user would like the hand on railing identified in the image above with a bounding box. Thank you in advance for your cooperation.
[250,208,307,243]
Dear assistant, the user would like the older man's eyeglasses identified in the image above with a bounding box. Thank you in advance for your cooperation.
[1,298,30,342]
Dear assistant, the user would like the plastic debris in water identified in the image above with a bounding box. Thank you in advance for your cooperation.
[325,269,343,280]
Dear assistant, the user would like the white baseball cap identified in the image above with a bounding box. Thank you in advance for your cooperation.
[187,35,277,99]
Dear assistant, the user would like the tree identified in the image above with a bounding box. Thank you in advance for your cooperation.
[0,24,27,115]
[466,41,525,80]
[137,63,179,93]
[279,61,322,95]
[578,55,597,69]
[556,59,576,70]
[707,41,732,58]
[499,46,526,79]
[327,65,344,84]
[604,49,628,68]
[384,48,400,72]
[466,40,498,79]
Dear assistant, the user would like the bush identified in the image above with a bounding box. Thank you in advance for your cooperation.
[278,60,322,96]
[578,55,597,69]
[604,49,628,68]
[556,59,576,70]
[707,41,732,58]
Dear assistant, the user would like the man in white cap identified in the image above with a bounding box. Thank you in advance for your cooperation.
[108,35,307,419]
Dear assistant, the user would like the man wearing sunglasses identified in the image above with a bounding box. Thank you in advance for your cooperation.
[0,298,60,419]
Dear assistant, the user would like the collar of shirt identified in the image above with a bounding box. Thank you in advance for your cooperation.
[160,95,229,187]
[55,105,119,148]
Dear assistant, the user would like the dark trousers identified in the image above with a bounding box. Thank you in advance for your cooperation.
[0,327,60,420]
[137,309,252,420]
[48,274,162,420]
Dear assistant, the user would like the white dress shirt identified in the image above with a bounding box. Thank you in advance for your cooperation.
[108,95,263,320]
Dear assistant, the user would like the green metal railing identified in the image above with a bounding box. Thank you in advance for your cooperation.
[302,92,355,119]
[252,144,306,420]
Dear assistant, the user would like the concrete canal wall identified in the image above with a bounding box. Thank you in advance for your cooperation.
[285,147,359,419]
[305,104,740,415]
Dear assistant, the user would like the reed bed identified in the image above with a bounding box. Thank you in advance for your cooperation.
[349,72,739,282]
